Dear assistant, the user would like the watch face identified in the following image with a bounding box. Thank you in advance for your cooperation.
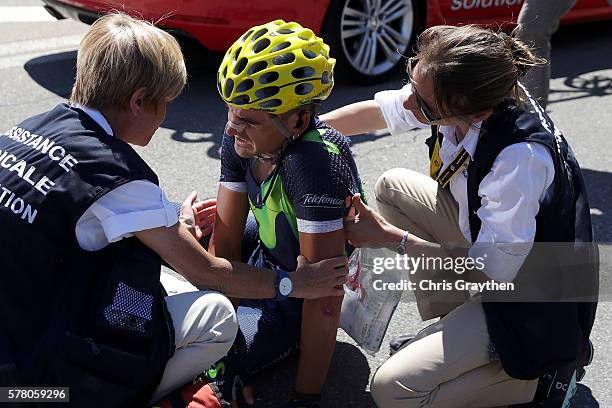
[279,277,293,296]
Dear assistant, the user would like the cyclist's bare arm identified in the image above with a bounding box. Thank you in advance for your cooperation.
[210,184,249,260]
[294,229,346,394]
[320,100,387,136]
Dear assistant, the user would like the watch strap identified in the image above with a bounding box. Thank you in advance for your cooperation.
[396,230,409,254]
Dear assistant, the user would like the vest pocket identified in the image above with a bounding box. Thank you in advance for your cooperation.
[96,239,162,340]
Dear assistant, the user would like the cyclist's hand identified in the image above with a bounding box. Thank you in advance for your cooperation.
[290,255,347,299]
[179,191,216,241]
[192,197,217,237]
[344,193,395,248]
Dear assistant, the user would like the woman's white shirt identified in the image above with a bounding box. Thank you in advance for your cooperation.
[374,85,555,282]
[72,105,179,251]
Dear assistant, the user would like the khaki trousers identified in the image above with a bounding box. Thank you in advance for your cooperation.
[149,274,238,404]
[370,168,537,408]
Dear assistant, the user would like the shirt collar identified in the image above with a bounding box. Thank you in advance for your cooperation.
[72,104,114,136]
[438,121,482,160]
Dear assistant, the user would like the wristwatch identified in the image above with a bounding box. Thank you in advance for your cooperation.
[275,268,293,301]
[396,230,410,255]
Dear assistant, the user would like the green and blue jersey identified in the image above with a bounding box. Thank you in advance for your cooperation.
[220,118,364,271]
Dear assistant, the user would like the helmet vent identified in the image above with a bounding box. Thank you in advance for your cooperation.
[253,38,271,54]
[259,99,282,108]
[271,41,291,53]
[259,71,280,84]
[252,28,268,41]
[234,57,248,75]
[240,30,253,42]
[321,71,331,84]
[277,28,295,35]
[295,83,314,95]
[231,95,250,105]
[224,78,235,98]
[247,61,268,75]
[291,66,315,79]
[302,49,317,59]
[236,79,255,93]
[255,86,280,99]
[272,53,296,65]
[233,46,242,61]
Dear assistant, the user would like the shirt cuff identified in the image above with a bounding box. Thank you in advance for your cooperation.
[221,181,247,193]
[469,242,532,283]
[297,218,343,234]
[102,207,179,243]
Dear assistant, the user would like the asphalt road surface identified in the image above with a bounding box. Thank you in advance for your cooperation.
[1,1,611,406]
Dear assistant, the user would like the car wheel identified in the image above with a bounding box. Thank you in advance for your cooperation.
[323,0,422,83]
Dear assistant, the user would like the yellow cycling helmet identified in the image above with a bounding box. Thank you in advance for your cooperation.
[217,20,336,115]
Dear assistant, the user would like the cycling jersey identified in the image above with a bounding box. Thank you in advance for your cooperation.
[220,117,365,271]
[214,118,364,401]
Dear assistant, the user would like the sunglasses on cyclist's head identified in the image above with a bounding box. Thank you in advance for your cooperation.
[407,57,443,124]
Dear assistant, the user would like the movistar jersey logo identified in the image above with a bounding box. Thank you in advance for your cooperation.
[206,362,226,379]
[301,193,343,208]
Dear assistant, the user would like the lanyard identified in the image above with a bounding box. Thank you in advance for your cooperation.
[429,127,471,189]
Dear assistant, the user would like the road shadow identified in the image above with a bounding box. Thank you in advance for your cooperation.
[21,20,611,157]
[582,168,612,243]
[21,46,395,159]
[549,21,612,105]
[23,50,77,98]
[249,341,373,407]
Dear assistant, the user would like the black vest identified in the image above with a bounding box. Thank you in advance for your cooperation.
[0,104,174,406]
[425,98,598,379]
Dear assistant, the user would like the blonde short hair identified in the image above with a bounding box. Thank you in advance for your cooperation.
[70,12,187,110]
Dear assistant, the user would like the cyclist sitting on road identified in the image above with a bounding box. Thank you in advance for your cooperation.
[211,20,365,408]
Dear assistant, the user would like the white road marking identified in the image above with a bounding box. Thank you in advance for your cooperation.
[0,6,57,23]
[0,35,83,69]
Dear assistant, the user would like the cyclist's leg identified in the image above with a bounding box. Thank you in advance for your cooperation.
[213,299,302,401]
[149,291,238,404]
[370,296,537,408]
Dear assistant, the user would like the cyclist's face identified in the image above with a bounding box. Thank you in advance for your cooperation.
[225,106,286,158]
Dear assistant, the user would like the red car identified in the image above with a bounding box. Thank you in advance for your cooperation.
[43,0,612,81]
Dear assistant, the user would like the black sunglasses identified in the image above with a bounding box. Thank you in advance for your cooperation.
[407,57,443,123]
[407,57,489,123]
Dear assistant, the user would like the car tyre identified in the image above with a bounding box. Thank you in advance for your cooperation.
[322,0,422,83]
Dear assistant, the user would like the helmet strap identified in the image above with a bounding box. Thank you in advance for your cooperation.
[259,115,301,164]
